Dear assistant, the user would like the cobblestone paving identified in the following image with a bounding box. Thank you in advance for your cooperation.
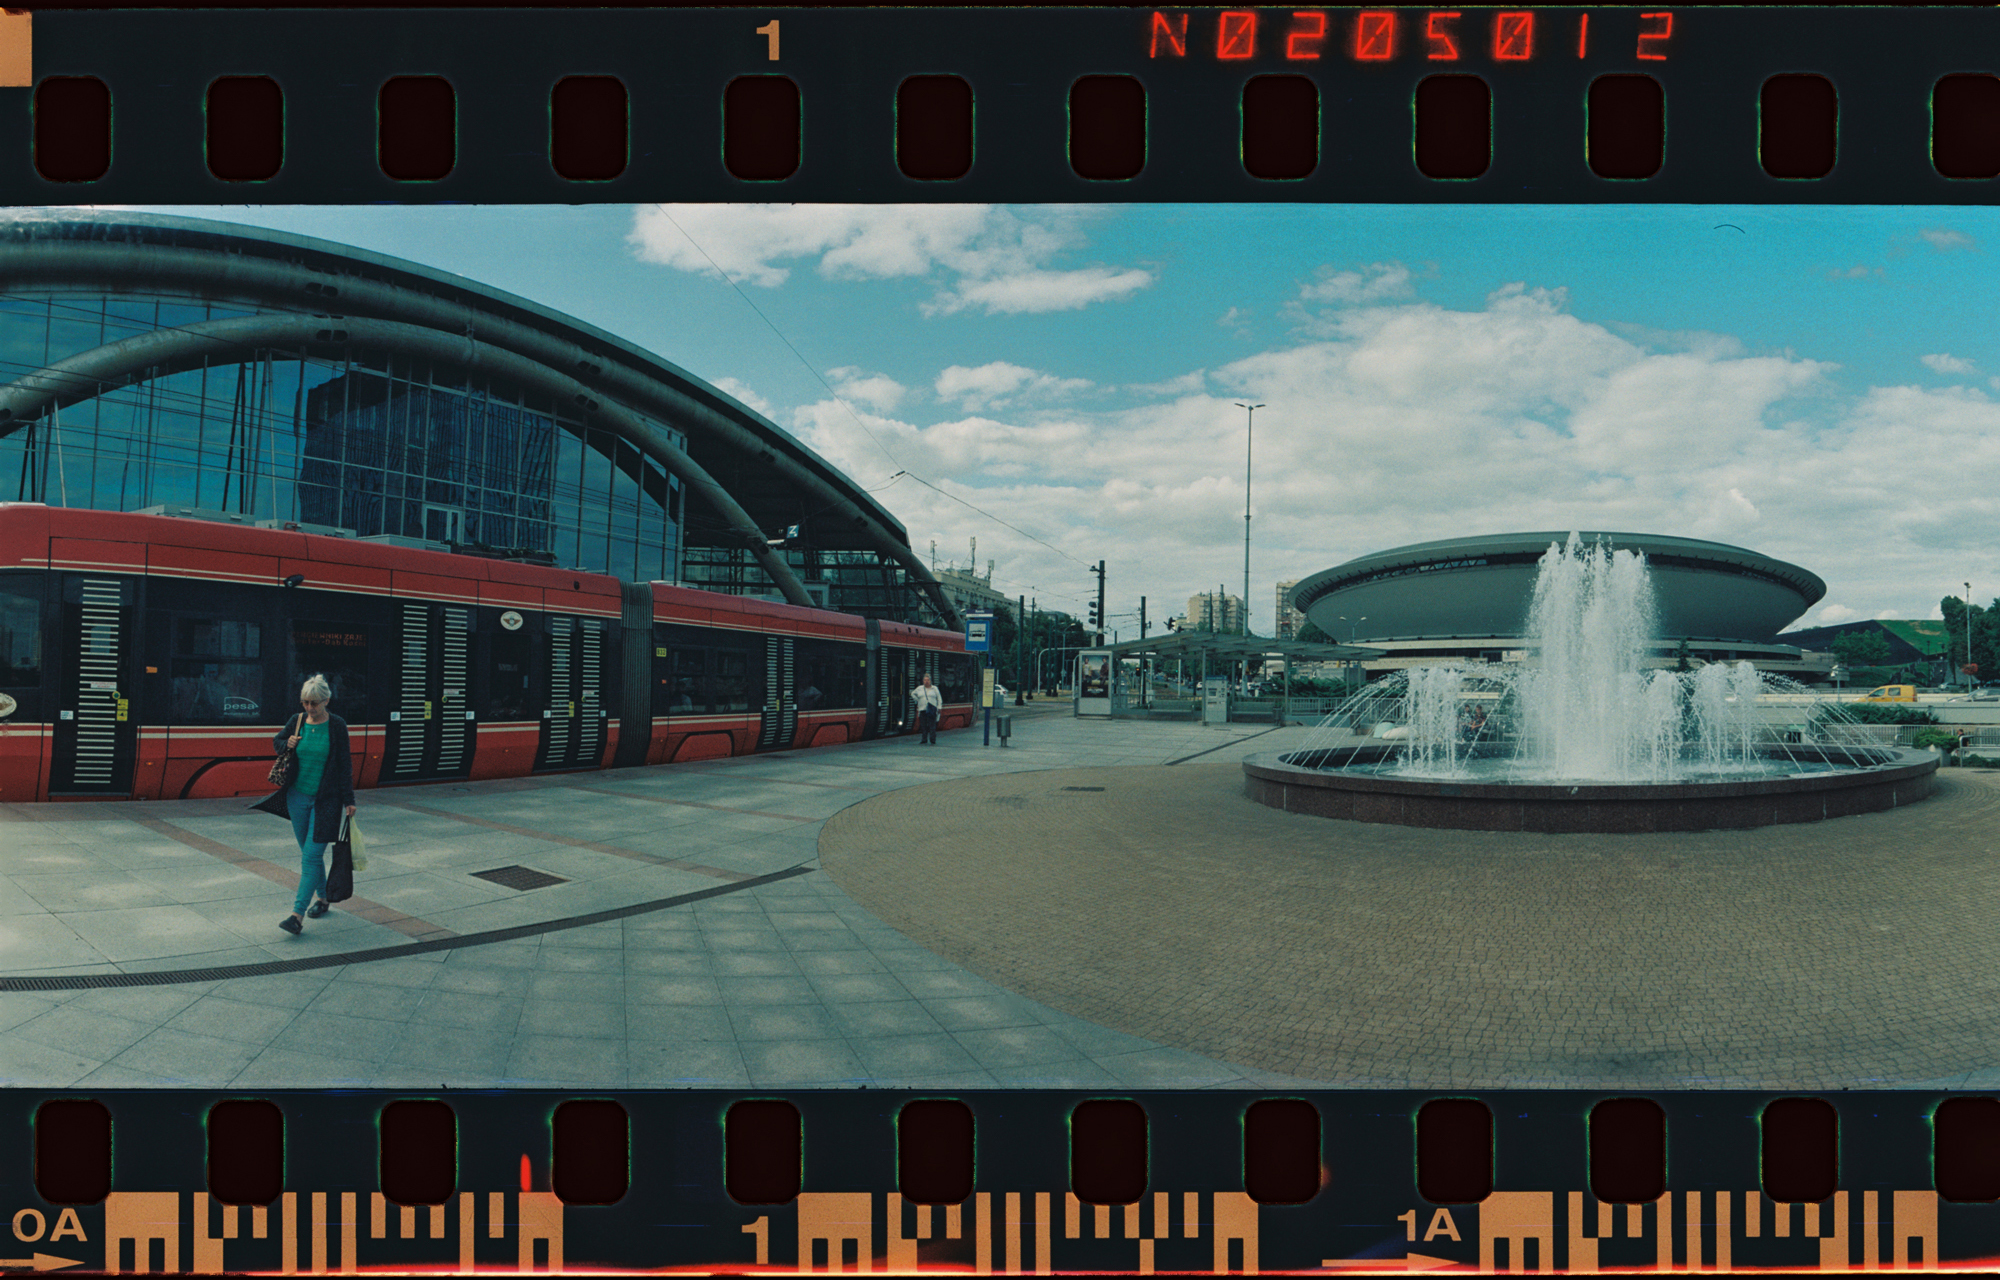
[820,762,2000,1090]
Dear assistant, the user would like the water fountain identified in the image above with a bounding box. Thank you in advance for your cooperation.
[1244,534,1939,832]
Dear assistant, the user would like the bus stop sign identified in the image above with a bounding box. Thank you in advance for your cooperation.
[965,611,993,653]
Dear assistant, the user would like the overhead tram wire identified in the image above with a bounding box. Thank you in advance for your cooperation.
[653,207,905,474]
[885,470,1091,570]
[656,211,1096,577]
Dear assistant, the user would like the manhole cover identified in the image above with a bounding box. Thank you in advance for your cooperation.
[471,865,569,891]
[1061,786,1105,792]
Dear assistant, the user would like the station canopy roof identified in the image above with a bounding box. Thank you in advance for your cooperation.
[1099,633,1386,664]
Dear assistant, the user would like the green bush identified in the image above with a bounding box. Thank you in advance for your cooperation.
[1816,703,1938,726]
[1913,729,1960,752]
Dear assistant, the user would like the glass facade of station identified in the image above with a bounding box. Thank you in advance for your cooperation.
[0,293,683,585]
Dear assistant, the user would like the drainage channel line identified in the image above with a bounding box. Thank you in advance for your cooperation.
[0,864,816,992]
[1163,724,1287,767]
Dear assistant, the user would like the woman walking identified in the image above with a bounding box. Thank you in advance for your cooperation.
[272,674,357,935]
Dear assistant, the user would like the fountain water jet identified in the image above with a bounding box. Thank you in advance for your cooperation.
[1244,534,1939,832]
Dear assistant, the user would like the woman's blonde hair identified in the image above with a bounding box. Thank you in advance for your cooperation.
[300,674,333,704]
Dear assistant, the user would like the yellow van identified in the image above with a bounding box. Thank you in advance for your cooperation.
[1860,684,1919,702]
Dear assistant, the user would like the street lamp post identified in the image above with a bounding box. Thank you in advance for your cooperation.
[1968,580,1976,689]
[1236,403,1263,638]
[1339,615,1366,689]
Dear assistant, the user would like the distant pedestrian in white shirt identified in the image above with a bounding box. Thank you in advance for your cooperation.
[911,674,944,744]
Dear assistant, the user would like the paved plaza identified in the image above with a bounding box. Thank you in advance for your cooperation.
[2,706,1995,1092]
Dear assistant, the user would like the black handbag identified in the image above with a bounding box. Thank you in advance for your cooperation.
[326,812,355,904]
[267,714,302,788]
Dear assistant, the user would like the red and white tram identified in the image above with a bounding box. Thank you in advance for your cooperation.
[0,504,976,802]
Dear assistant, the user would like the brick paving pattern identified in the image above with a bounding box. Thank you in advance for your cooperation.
[820,762,2000,1090]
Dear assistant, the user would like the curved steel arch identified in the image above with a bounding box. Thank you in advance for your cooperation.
[0,313,818,607]
[0,235,961,626]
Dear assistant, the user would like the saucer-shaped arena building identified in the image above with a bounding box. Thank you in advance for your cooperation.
[1288,532,1830,680]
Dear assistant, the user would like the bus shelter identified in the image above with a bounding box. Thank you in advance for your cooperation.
[1088,633,1386,722]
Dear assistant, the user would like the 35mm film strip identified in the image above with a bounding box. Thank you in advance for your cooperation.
[2,7,1997,201]
[5,4,2000,1276]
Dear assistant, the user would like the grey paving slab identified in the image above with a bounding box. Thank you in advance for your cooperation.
[0,916,107,972]
[11,1006,160,1061]
[0,713,1470,1089]
[268,1010,405,1063]
[412,989,525,1036]
[109,1028,264,1084]
[628,1039,751,1087]
[506,1035,627,1086]
[727,1003,844,1044]
[740,1037,869,1087]
[0,1039,103,1087]
[163,996,302,1046]
[57,985,210,1024]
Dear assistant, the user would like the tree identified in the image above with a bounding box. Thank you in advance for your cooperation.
[1939,596,1998,684]
[1830,629,1893,667]
[1296,620,1332,645]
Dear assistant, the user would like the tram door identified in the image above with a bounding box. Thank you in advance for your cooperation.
[756,637,796,749]
[379,602,477,783]
[875,647,910,738]
[49,575,139,795]
[536,614,609,771]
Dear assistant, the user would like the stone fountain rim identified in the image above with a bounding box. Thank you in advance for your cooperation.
[1242,746,1941,833]
[1247,745,1939,802]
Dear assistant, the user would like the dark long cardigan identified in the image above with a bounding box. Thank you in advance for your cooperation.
[251,713,356,844]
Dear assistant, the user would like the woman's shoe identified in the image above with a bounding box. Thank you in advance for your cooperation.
[279,915,303,935]
[306,898,330,919]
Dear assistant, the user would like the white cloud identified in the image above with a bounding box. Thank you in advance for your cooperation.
[1128,370,1208,398]
[927,267,1151,316]
[627,205,1152,315]
[1827,264,1877,279]
[1920,227,1975,252]
[1815,604,1859,624]
[826,367,908,414]
[708,376,773,419]
[788,282,1997,630]
[934,362,1092,413]
[1218,306,1250,335]
[1922,353,1976,375]
[1300,262,1415,305]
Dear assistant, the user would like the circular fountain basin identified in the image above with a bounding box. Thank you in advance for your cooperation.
[1243,745,1939,833]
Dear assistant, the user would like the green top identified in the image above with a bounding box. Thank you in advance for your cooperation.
[293,718,331,797]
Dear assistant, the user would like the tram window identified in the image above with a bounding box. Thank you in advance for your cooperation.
[171,618,266,724]
[940,655,972,702]
[0,587,41,685]
[797,642,863,710]
[668,648,706,713]
[290,622,371,725]
[714,650,752,713]
[488,629,532,720]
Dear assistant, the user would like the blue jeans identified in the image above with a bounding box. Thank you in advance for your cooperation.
[287,786,327,915]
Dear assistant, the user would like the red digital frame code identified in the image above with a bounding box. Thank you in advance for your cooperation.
[1286,10,1326,60]
[1638,11,1673,60]
[1149,11,1188,57]
[1493,11,1534,60]
[1352,11,1395,61]
[1217,10,1257,59]
[1425,11,1459,60]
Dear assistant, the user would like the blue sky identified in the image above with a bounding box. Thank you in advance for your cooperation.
[123,203,2000,634]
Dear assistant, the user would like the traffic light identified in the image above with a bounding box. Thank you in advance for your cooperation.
[1088,600,1100,626]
